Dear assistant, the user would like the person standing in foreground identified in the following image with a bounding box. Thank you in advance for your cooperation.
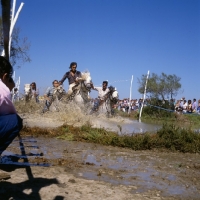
[0,56,23,156]
[59,62,82,98]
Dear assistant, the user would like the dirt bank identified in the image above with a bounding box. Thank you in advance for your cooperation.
[1,136,200,199]
[0,109,200,199]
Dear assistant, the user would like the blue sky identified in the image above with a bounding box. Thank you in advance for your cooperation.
[5,0,200,100]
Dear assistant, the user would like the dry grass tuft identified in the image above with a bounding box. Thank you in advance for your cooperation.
[14,99,43,114]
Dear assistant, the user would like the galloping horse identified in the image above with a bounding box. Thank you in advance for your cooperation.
[62,71,93,104]
[97,86,119,117]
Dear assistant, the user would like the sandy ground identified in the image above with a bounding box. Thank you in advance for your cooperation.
[0,166,176,200]
[0,109,200,200]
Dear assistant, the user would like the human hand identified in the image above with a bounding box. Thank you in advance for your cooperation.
[76,77,82,82]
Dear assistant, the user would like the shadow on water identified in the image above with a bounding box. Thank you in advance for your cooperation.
[0,135,64,200]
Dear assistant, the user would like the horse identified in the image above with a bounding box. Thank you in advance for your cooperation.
[92,85,119,117]
[24,84,32,102]
[61,71,93,105]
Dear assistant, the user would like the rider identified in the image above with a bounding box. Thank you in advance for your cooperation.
[42,80,65,113]
[91,80,110,111]
[59,62,82,98]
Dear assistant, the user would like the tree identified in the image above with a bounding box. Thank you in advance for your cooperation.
[0,17,31,67]
[138,72,181,100]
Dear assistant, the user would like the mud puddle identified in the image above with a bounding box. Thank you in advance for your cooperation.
[91,117,161,134]
[1,136,200,199]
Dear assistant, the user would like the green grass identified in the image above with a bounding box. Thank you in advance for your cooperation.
[116,106,200,129]
[21,122,200,153]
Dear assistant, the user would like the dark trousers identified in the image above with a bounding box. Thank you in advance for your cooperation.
[0,114,23,155]
[92,99,100,111]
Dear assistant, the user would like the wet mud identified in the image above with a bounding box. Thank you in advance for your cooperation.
[1,136,200,200]
[21,111,161,134]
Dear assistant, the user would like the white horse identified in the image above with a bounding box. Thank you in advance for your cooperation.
[62,71,93,104]
[24,84,32,102]
[96,86,119,117]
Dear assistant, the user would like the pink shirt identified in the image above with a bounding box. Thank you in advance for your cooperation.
[0,79,16,115]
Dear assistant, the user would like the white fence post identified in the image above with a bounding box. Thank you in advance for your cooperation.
[139,70,150,122]
[128,75,133,114]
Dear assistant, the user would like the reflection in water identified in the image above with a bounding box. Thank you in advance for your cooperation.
[92,118,161,135]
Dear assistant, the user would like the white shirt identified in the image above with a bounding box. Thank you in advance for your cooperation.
[93,87,110,100]
[0,79,16,115]
[182,102,188,110]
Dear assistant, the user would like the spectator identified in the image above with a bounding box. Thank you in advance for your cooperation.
[0,56,23,156]
[175,100,182,113]
[182,100,188,113]
[186,100,193,113]
[197,100,200,114]
[30,82,39,103]
[179,97,185,108]
[192,98,197,113]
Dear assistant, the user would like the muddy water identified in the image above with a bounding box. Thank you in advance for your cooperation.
[91,117,161,134]
[2,136,200,199]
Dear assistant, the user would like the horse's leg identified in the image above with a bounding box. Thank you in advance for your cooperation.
[25,95,29,104]
[52,96,60,111]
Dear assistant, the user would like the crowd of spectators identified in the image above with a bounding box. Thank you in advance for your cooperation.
[115,97,200,115]
[174,97,200,114]
[115,98,144,112]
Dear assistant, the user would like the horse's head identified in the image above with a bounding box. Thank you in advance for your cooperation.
[24,84,31,95]
[81,72,92,91]
[108,85,119,104]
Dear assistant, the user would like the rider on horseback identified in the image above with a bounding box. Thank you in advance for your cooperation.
[42,80,65,113]
[59,62,82,99]
[91,80,110,111]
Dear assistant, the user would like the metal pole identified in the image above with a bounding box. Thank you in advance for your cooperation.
[139,70,150,122]
[1,0,11,59]
[1,2,24,56]
[128,75,133,114]
[8,0,17,56]
[9,2,24,56]
[11,0,16,22]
